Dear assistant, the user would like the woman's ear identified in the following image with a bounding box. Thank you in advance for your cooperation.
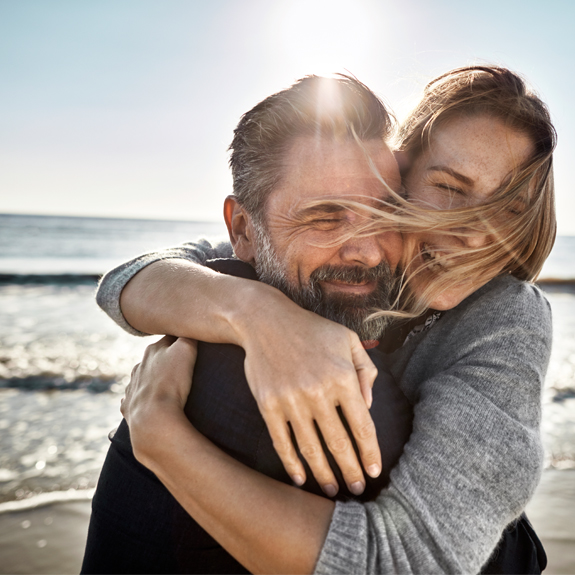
[223,196,257,264]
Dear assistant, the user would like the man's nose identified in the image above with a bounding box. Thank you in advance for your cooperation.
[338,234,385,268]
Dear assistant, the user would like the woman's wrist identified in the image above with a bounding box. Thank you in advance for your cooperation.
[130,404,196,471]
[225,278,298,347]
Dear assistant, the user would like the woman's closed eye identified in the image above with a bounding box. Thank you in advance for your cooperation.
[435,183,466,196]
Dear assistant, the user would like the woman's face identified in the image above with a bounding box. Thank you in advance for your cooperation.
[403,114,534,310]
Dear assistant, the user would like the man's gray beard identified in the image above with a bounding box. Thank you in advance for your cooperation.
[252,224,396,341]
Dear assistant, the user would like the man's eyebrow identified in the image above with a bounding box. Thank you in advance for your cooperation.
[428,166,474,186]
[295,203,346,218]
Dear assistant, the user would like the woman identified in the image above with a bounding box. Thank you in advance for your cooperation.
[102,66,555,573]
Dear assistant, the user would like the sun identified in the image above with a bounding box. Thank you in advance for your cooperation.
[272,0,378,74]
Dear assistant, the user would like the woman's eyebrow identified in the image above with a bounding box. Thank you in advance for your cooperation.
[428,166,474,186]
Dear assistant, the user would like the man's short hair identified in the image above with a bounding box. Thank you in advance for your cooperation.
[229,74,394,222]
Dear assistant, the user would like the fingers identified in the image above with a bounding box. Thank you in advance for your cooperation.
[313,405,368,494]
[148,334,177,353]
[121,362,140,419]
[339,397,381,479]
[264,401,373,497]
[262,402,343,497]
[170,337,198,362]
[264,416,308,487]
[125,336,198,416]
[289,417,340,497]
[142,336,197,375]
[350,337,377,409]
[347,338,381,477]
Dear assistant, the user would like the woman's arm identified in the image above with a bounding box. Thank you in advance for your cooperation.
[123,336,333,575]
[97,240,382,496]
[315,277,551,574]
[96,238,234,336]
[125,277,552,575]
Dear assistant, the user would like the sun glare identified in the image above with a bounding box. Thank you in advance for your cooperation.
[316,77,344,113]
[273,0,378,74]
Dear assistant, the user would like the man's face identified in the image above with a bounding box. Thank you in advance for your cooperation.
[252,136,403,341]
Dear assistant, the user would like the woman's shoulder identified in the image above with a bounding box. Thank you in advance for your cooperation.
[465,273,548,303]
[428,275,553,376]
[388,275,553,410]
[388,274,552,383]
[454,274,552,330]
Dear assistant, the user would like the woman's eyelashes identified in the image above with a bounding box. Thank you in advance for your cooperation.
[435,182,466,196]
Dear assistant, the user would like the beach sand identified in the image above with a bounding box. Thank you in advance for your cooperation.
[526,469,575,575]
[0,495,92,575]
[0,470,573,575]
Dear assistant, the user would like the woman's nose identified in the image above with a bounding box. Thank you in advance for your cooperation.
[463,232,489,249]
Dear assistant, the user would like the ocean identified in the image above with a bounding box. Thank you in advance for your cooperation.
[0,213,573,506]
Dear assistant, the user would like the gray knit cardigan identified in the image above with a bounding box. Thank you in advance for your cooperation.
[96,239,551,575]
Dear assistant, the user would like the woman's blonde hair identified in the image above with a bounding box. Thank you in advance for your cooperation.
[398,65,556,279]
[314,66,557,317]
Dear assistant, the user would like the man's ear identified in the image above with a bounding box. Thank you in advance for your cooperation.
[223,196,257,264]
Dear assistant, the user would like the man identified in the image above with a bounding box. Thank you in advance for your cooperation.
[83,75,543,573]
[82,75,415,574]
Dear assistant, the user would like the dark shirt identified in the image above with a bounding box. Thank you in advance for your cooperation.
[81,259,413,574]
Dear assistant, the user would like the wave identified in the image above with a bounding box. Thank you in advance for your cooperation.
[0,273,101,285]
[537,277,575,285]
[0,488,95,514]
[2,271,575,287]
[0,375,120,392]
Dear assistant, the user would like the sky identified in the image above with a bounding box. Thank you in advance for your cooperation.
[1,0,575,232]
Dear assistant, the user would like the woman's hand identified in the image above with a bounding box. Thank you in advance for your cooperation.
[121,336,198,468]
[234,288,382,498]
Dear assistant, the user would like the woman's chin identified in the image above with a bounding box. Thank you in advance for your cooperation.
[427,293,467,311]
[426,279,492,311]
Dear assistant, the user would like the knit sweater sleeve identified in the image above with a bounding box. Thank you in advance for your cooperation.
[95,238,234,336]
[315,277,552,574]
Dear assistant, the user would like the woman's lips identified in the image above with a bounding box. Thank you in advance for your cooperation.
[320,279,377,295]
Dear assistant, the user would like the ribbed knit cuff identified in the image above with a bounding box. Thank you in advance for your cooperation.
[314,501,368,575]
[96,252,187,336]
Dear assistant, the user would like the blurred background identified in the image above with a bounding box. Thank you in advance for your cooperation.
[0,0,574,572]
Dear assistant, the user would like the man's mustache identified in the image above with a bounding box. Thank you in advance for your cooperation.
[310,262,393,286]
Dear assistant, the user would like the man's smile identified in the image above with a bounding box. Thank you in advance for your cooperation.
[319,279,377,296]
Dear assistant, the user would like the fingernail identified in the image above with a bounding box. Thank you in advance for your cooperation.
[350,481,365,495]
[292,474,305,486]
[367,464,381,478]
[323,484,338,497]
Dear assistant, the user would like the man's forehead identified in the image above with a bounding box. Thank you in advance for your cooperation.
[284,135,393,166]
[271,136,400,203]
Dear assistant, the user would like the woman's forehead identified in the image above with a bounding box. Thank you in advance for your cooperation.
[422,115,534,192]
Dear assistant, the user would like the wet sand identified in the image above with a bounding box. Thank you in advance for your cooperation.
[0,492,93,575]
[0,470,573,575]
[526,470,575,575]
